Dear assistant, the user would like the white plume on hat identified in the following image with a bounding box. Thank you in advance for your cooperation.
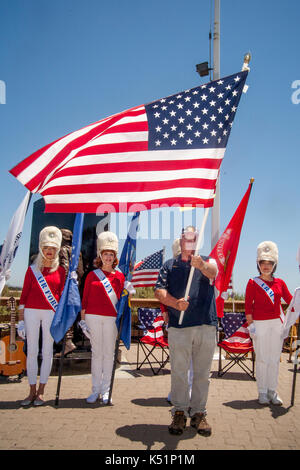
[257,241,278,264]
[39,226,62,251]
[97,231,118,256]
[172,238,181,257]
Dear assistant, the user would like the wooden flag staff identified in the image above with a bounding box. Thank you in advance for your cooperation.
[178,207,210,325]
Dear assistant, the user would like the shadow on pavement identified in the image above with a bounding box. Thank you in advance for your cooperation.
[223,399,292,418]
[126,368,171,378]
[0,398,108,410]
[210,371,255,381]
[116,423,200,450]
[132,397,170,407]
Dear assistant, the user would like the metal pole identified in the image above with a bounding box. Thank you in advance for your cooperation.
[211,0,221,249]
[107,317,123,406]
[291,320,300,406]
[55,334,67,407]
[107,295,127,405]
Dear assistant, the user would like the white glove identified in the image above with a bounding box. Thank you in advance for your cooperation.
[124,281,136,295]
[70,271,78,282]
[17,320,26,340]
[248,323,256,338]
[78,320,91,340]
[221,291,229,300]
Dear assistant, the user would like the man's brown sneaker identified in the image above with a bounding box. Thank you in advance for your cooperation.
[168,411,187,435]
[190,412,212,436]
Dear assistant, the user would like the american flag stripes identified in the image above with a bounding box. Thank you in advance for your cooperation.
[218,313,253,353]
[10,71,248,213]
[138,308,168,347]
[132,249,163,288]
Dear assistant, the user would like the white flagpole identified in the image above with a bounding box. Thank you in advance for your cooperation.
[178,207,210,325]
[211,0,221,250]
[162,245,166,263]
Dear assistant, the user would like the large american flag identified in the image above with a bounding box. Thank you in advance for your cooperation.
[10,71,248,213]
[132,249,163,288]
[218,312,253,353]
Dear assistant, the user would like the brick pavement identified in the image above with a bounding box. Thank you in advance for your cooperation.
[0,344,299,451]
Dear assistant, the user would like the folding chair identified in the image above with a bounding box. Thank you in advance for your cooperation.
[218,312,255,380]
[288,318,300,363]
[136,308,169,375]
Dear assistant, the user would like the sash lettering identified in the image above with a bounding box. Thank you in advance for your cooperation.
[30,265,58,311]
[253,277,284,323]
[93,269,118,312]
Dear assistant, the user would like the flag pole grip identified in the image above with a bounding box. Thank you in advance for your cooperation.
[178,208,210,325]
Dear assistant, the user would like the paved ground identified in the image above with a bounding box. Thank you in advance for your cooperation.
[0,344,299,451]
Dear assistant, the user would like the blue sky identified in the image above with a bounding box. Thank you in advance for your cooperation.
[0,0,299,294]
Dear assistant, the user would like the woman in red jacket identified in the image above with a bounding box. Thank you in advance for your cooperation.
[18,226,65,406]
[79,231,125,405]
[245,241,292,406]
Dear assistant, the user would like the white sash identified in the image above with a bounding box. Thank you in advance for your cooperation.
[93,269,118,313]
[253,277,284,323]
[30,265,58,311]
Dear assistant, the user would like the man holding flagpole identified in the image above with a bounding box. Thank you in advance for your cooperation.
[155,226,218,436]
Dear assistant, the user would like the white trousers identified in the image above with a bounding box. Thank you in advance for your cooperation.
[85,314,118,395]
[253,318,284,394]
[24,308,54,385]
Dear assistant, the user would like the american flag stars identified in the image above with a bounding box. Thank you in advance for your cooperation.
[146,72,246,151]
[222,313,246,338]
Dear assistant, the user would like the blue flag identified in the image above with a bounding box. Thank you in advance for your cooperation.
[50,213,84,343]
[116,212,140,350]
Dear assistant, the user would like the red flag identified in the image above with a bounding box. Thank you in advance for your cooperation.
[9,71,248,213]
[210,180,254,317]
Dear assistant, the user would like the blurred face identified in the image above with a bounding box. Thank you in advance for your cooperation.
[259,260,274,276]
[180,229,198,253]
[101,250,115,267]
[42,246,57,261]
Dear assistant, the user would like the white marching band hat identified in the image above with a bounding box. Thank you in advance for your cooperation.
[97,231,118,256]
[257,240,278,264]
[39,226,62,251]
